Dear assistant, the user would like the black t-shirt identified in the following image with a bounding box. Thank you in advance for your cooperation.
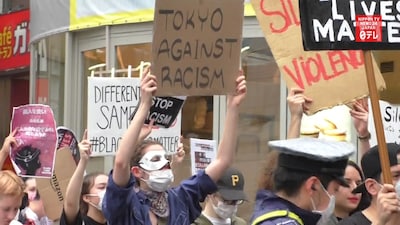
[338,211,371,225]
[59,209,107,225]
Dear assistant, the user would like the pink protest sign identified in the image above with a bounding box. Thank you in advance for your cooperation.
[10,104,57,178]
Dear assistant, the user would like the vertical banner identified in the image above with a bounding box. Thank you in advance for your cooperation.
[152,0,244,96]
[10,104,57,178]
[87,77,182,156]
[250,0,386,114]
[190,138,217,175]
[0,10,30,71]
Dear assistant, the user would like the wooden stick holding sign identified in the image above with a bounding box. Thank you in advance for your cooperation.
[296,0,396,184]
[363,51,391,184]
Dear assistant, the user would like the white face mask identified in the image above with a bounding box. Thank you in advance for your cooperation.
[143,169,174,192]
[212,200,238,219]
[87,190,106,211]
[311,183,336,225]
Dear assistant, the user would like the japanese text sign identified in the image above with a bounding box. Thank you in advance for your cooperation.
[0,10,30,70]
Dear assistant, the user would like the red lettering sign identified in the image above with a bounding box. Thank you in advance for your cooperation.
[0,10,30,71]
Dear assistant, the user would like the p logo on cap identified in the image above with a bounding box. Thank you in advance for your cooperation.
[232,175,239,186]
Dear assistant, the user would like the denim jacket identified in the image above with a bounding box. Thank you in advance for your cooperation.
[103,170,218,225]
[250,190,321,225]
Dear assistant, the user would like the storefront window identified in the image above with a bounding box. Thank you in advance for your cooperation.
[33,33,65,124]
[81,47,106,129]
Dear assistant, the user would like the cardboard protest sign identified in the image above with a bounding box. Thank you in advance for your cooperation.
[299,0,400,50]
[130,96,186,128]
[190,138,216,175]
[152,0,244,96]
[36,147,76,221]
[250,0,386,114]
[10,104,57,178]
[368,99,400,146]
[57,126,80,164]
[88,77,182,156]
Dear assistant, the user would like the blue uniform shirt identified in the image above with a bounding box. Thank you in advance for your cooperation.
[250,190,321,225]
[103,170,218,225]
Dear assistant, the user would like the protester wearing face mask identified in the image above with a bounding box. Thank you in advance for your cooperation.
[338,143,400,225]
[192,167,247,225]
[250,138,355,225]
[102,67,247,225]
[18,178,53,225]
[60,130,108,225]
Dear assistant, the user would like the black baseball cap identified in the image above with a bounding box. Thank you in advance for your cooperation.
[216,167,247,201]
[352,143,400,194]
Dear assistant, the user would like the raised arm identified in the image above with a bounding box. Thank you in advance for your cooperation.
[0,129,18,169]
[287,88,312,139]
[63,130,91,224]
[112,67,156,187]
[205,72,247,182]
[350,98,370,156]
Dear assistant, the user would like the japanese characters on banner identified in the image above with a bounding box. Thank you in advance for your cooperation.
[368,99,400,146]
[250,0,386,114]
[87,77,183,156]
[0,10,30,71]
[151,0,244,96]
[299,0,400,50]
[190,138,217,175]
[10,104,57,178]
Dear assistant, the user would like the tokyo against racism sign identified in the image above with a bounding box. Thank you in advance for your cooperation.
[299,0,400,50]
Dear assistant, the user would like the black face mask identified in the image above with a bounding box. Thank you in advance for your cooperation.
[15,145,41,175]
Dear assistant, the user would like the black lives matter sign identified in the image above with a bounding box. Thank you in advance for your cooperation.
[152,0,244,96]
[299,0,400,50]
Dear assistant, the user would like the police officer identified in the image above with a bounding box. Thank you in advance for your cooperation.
[250,138,355,225]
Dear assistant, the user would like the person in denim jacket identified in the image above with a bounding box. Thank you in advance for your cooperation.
[103,67,247,225]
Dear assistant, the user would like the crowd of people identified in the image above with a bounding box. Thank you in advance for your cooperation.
[0,67,399,225]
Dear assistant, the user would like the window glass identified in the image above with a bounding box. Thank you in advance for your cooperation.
[33,33,65,124]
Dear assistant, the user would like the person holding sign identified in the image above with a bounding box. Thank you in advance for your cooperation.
[103,67,247,225]
[60,130,108,225]
[0,130,18,171]
[338,143,400,225]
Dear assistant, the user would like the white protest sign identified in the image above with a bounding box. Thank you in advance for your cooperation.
[368,99,400,146]
[87,77,182,156]
[190,138,217,175]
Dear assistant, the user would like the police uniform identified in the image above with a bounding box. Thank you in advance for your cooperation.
[250,138,355,225]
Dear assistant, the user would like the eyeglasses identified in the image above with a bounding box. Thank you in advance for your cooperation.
[214,194,244,205]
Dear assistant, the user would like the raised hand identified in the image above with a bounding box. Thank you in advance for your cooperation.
[1,129,18,155]
[140,66,157,107]
[287,87,313,117]
[227,70,247,108]
[78,129,91,162]
[350,98,369,137]
[172,136,185,165]
[138,119,155,142]
[376,184,400,225]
